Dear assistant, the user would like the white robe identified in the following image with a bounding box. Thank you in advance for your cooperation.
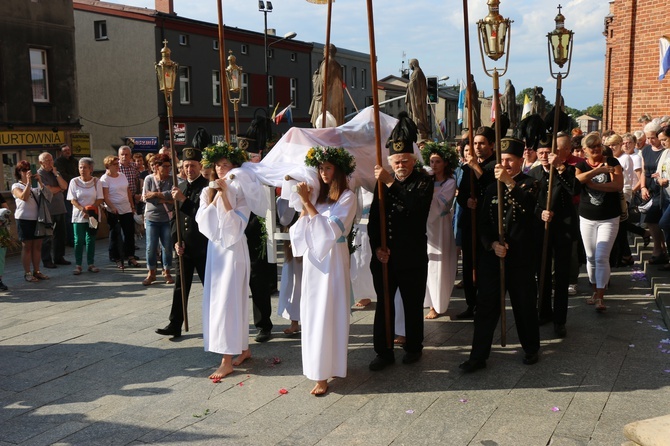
[423,178,457,314]
[196,186,251,356]
[289,189,356,381]
[277,256,302,321]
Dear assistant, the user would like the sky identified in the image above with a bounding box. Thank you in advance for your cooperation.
[102,0,609,111]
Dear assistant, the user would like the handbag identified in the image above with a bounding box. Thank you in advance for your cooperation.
[631,191,653,214]
[32,190,53,237]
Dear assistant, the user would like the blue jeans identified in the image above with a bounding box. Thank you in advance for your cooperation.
[145,219,172,270]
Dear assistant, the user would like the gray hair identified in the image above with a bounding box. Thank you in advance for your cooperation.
[644,121,661,135]
[387,153,418,164]
[79,157,94,168]
[38,152,53,163]
[118,145,131,155]
[633,130,644,140]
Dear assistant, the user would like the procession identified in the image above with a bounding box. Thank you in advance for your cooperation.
[2,0,670,444]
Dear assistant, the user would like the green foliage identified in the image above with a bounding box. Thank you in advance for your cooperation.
[585,104,603,118]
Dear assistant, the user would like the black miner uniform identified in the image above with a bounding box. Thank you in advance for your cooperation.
[160,149,209,336]
[468,138,541,365]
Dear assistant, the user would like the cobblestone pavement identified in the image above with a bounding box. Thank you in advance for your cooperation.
[1,239,669,445]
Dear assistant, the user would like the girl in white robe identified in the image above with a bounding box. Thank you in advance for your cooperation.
[196,153,251,380]
[290,147,357,396]
[421,143,458,319]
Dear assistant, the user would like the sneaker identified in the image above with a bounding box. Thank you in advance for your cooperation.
[0,280,7,291]
[568,284,577,296]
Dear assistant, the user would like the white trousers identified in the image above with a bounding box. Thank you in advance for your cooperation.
[579,216,620,289]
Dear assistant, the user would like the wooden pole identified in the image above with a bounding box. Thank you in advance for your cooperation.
[217,0,231,143]
[462,0,478,290]
[492,69,506,347]
[538,74,563,314]
[365,0,393,349]
[320,0,333,129]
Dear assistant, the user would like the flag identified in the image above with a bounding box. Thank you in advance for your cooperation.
[490,93,500,123]
[521,94,532,119]
[457,79,466,125]
[270,102,281,120]
[659,36,670,80]
[274,105,293,125]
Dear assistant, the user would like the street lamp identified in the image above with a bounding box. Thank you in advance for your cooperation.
[154,40,188,332]
[264,31,297,112]
[476,0,512,347]
[538,5,574,312]
[225,50,243,136]
[259,1,273,112]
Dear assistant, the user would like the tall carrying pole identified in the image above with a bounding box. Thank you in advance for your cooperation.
[320,0,334,129]
[462,0,478,290]
[216,0,231,143]
[365,0,393,349]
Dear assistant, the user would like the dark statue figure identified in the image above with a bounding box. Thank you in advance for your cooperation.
[501,79,518,128]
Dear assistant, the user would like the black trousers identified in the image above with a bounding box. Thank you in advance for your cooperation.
[460,223,478,309]
[371,261,427,358]
[168,253,206,328]
[41,213,67,263]
[470,254,540,361]
[537,226,573,325]
[250,254,274,332]
[107,212,135,261]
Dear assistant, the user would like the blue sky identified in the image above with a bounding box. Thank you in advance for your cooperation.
[103,0,609,111]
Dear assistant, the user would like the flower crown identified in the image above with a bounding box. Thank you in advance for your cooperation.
[420,141,460,171]
[201,141,249,168]
[304,146,356,176]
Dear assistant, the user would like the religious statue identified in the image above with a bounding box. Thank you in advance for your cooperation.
[500,79,518,128]
[405,58,431,140]
[309,44,344,128]
[465,74,482,131]
[531,86,547,118]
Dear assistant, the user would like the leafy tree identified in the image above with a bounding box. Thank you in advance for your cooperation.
[564,105,582,118]
[585,104,603,118]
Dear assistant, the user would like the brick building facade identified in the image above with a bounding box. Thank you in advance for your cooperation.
[603,0,670,133]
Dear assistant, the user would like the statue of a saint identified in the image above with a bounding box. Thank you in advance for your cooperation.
[500,79,518,127]
[531,86,547,118]
[405,58,431,140]
[467,74,482,130]
[309,44,344,127]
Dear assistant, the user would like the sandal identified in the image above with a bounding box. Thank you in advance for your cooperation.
[586,293,597,305]
[595,298,606,312]
[643,232,651,248]
[24,272,39,283]
[73,266,83,275]
[115,260,125,270]
[127,258,140,268]
[88,265,100,273]
[33,271,49,280]
[163,270,174,284]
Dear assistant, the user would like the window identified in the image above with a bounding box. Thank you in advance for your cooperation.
[241,73,249,107]
[342,65,347,84]
[361,68,367,90]
[290,78,298,106]
[241,44,248,55]
[179,34,189,46]
[290,52,297,62]
[94,20,107,40]
[268,75,274,107]
[212,70,221,105]
[179,66,190,104]
[351,67,356,88]
[29,48,49,102]
[267,48,274,59]
[212,39,219,50]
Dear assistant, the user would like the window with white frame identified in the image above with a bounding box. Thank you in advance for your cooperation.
[290,78,298,106]
[267,48,274,59]
[241,44,248,55]
[341,65,347,84]
[29,48,49,102]
[212,70,221,105]
[351,67,356,88]
[361,68,367,90]
[290,52,297,62]
[212,39,219,50]
[94,20,107,40]
[268,75,275,107]
[241,73,249,107]
[179,34,189,46]
[179,66,191,104]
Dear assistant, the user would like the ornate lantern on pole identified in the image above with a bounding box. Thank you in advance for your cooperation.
[538,5,574,312]
[476,0,512,346]
[225,50,243,136]
[155,40,189,332]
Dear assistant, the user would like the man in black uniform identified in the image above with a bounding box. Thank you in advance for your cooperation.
[460,137,541,372]
[455,126,497,319]
[240,135,275,343]
[528,133,579,338]
[156,148,209,338]
[368,112,433,371]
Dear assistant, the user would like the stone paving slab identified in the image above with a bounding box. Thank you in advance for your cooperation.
[1,239,670,445]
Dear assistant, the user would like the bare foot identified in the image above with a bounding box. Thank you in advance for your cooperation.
[354,298,372,308]
[310,380,328,396]
[425,308,440,319]
[394,335,406,345]
[232,349,251,366]
[283,321,300,335]
[209,356,234,380]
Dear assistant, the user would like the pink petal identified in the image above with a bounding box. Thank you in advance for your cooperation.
[459,399,468,403]
[279,388,288,395]
[406,409,415,414]
[238,382,244,386]
[211,378,221,383]
[551,406,560,412]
